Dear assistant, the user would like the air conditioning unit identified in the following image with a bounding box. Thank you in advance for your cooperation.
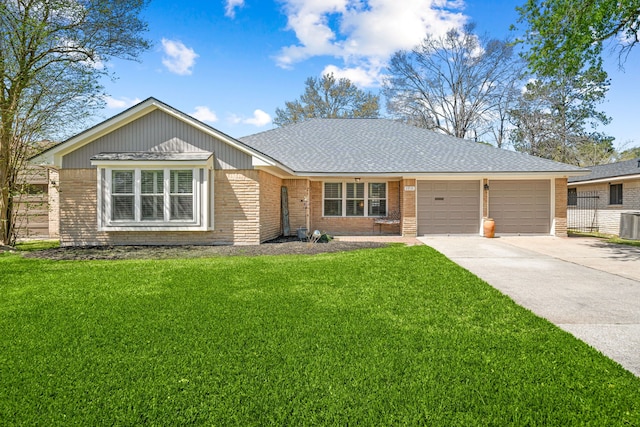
[619,212,640,240]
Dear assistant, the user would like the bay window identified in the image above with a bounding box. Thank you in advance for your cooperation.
[94,165,210,231]
[323,182,387,217]
[106,167,198,226]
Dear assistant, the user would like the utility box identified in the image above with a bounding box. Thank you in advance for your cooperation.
[620,212,640,240]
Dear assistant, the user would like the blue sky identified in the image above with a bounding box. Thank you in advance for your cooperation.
[98,0,639,150]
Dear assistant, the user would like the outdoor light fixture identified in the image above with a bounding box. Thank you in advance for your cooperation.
[484,183,490,190]
[355,177,361,182]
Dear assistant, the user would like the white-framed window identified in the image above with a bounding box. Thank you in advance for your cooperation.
[96,166,210,231]
[323,181,387,217]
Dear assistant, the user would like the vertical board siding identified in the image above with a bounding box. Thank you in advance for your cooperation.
[62,110,253,170]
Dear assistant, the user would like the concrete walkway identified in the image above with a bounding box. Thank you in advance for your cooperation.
[418,235,640,377]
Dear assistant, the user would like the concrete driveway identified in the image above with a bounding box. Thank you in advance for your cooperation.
[418,235,640,377]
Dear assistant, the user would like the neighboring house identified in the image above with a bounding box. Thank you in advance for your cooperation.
[33,98,586,246]
[567,158,640,235]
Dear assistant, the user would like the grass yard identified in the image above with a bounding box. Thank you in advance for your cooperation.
[1,245,639,425]
[569,231,640,247]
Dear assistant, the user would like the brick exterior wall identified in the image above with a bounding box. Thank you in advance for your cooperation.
[258,170,283,241]
[59,169,105,246]
[59,168,268,246]
[554,178,568,237]
[568,177,640,235]
[308,180,402,236]
[283,178,310,235]
[214,170,261,245]
[401,179,417,237]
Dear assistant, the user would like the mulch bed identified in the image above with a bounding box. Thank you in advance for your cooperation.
[21,236,390,261]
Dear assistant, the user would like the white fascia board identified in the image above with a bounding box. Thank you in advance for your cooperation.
[252,156,275,167]
[299,171,585,180]
[402,171,589,179]
[32,100,161,167]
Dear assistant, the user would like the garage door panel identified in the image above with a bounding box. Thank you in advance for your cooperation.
[490,180,550,234]
[417,180,480,234]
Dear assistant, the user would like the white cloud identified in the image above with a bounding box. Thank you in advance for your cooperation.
[275,0,467,83]
[227,113,243,124]
[190,106,218,123]
[161,38,198,75]
[321,63,382,87]
[244,109,272,126]
[227,110,272,127]
[104,96,142,109]
[225,0,245,18]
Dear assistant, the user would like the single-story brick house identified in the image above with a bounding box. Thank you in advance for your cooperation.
[33,98,587,246]
[567,158,640,235]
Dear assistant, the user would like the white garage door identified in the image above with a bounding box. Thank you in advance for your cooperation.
[417,180,480,234]
[489,180,550,234]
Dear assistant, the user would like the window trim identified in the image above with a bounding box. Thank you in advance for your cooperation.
[609,183,623,205]
[322,181,387,217]
[95,163,211,232]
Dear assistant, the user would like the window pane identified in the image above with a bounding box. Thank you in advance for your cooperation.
[112,195,134,220]
[112,171,133,194]
[141,195,164,220]
[369,199,387,216]
[171,195,193,220]
[346,182,364,198]
[568,188,577,206]
[171,170,193,194]
[324,199,342,216]
[610,184,623,205]
[141,170,163,194]
[369,183,386,198]
[346,199,365,216]
[324,182,342,199]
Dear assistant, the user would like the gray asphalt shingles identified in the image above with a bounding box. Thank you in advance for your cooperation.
[240,118,586,174]
[568,157,640,182]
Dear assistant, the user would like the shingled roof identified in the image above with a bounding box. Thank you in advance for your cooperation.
[568,158,640,183]
[240,118,587,175]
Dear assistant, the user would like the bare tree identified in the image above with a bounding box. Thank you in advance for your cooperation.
[383,24,524,145]
[1,0,150,245]
[273,73,379,127]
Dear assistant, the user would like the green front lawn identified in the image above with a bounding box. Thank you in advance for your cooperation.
[1,246,639,425]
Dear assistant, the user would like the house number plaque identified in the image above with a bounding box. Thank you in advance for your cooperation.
[404,186,416,191]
